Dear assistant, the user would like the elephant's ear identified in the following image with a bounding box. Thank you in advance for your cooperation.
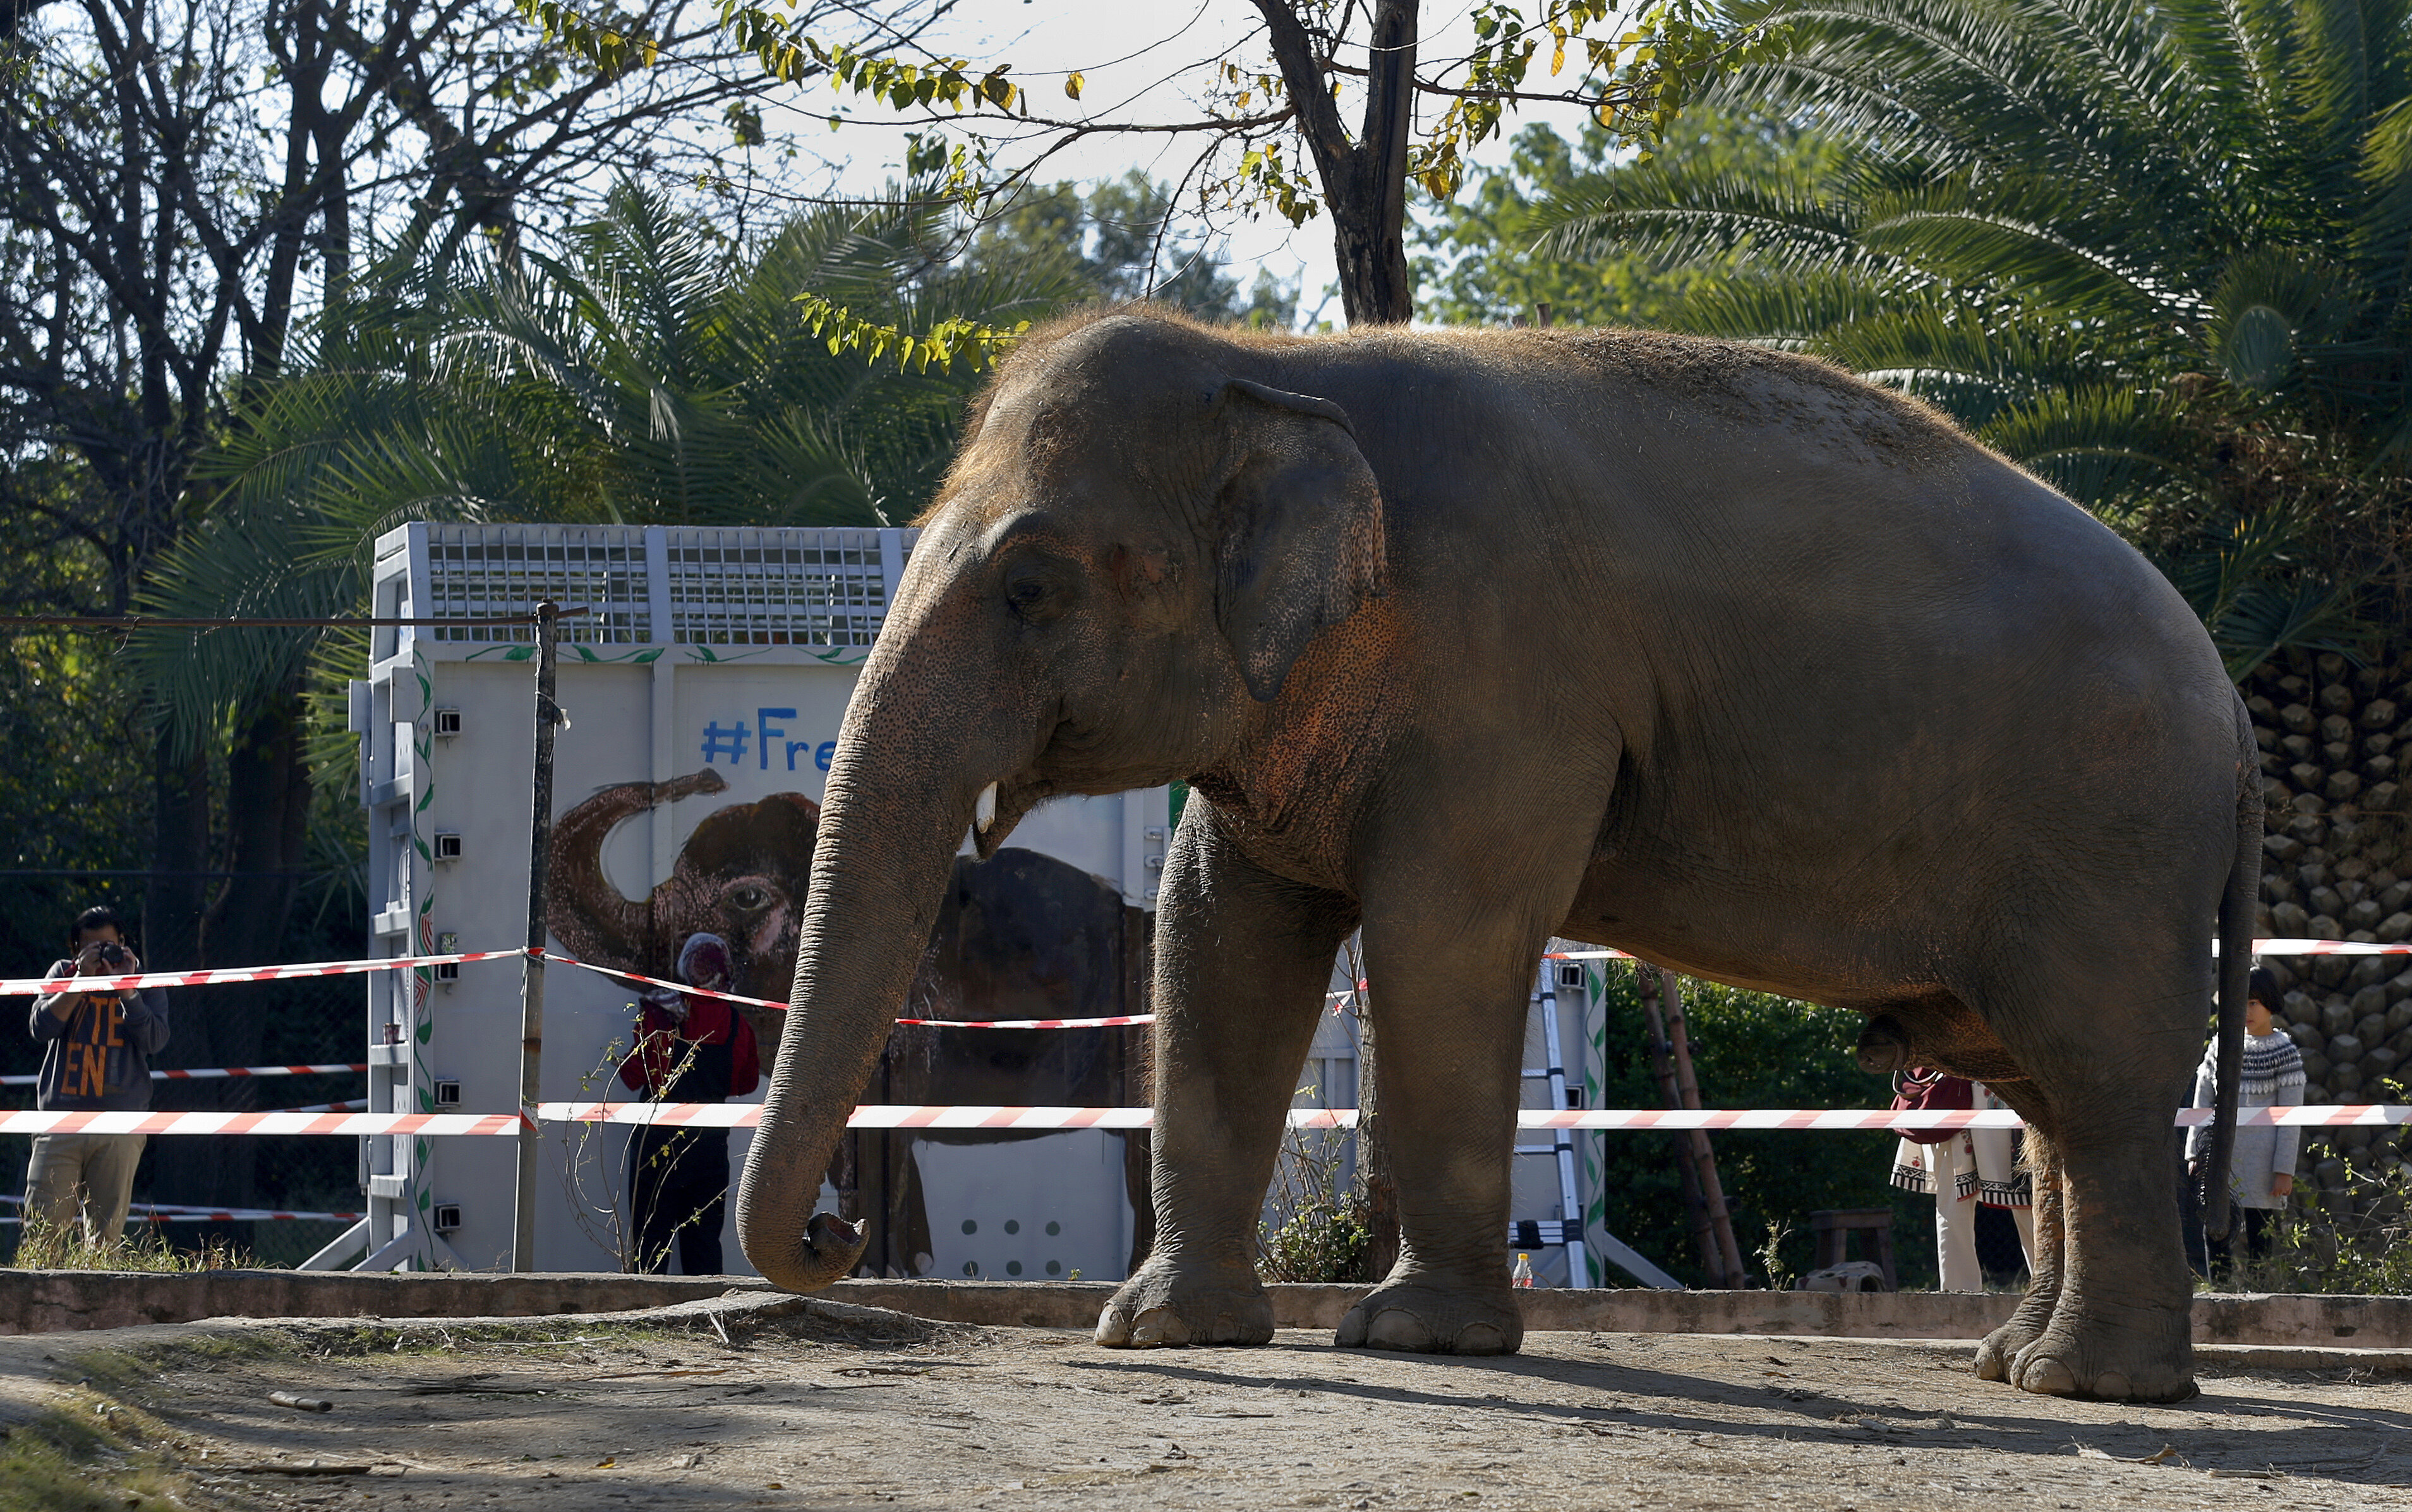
[1214,378,1388,703]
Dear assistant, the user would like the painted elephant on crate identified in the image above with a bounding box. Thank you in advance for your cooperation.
[733,307,2259,1405]
[548,772,1152,1276]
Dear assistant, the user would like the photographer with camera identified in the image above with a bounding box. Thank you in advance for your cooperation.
[24,905,169,1245]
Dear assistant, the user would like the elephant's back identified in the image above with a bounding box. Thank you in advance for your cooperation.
[1267,327,2240,986]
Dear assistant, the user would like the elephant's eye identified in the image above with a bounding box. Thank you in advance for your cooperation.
[726,884,771,912]
[999,548,1076,625]
[1003,570,1067,623]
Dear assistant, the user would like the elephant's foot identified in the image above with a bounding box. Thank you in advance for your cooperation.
[2006,1303,2196,1403]
[1974,1286,2058,1382]
[1094,1257,1273,1348]
[1336,1279,1522,1356]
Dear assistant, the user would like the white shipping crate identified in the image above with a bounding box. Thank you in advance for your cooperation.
[349,522,1166,1275]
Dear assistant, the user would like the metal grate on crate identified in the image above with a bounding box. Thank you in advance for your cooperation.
[421,525,649,644]
[664,527,889,647]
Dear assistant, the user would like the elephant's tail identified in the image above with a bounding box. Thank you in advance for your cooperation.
[2202,691,2264,1243]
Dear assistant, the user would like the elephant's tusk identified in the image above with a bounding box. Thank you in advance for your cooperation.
[975,781,998,834]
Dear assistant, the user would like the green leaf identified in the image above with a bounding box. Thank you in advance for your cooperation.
[2219,306,2297,391]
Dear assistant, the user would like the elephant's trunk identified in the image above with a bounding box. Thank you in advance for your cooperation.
[736,619,1028,1290]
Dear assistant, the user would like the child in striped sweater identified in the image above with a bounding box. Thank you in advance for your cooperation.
[2186,966,2305,1272]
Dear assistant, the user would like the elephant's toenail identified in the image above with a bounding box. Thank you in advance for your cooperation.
[2092,1371,2132,1400]
[1129,1313,1179,1347]
[1364,1310,1431,1352]
[2020,1357,2078,1396]
[1454,1323,1507,1354]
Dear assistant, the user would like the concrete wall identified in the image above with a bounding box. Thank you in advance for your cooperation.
[8,1271,2412,1348]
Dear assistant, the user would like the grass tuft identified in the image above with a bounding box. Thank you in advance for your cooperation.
[9,1218,253,1273]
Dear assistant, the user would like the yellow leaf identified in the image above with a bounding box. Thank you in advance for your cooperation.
[1064,70,1083,100]
[1552,38,1566,75]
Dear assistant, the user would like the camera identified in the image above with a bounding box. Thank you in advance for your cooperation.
[94,941,127,967]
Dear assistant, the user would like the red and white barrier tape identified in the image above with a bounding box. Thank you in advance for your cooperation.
[0,949,530,999]
[6,938,2399,1036]
[0,1062,367,1088]
[534,1103,2412,1131]
[1,1102,2401,1135]
[894,1012,1154,1029]
[0,1110,524,1136]
[538,951,1155,1028]
[541,1101,1154,1129]
[6,935,2407,1005]
[2230,938,2412,956]
[0,1194,363,1223]
[0,1210,363,1225]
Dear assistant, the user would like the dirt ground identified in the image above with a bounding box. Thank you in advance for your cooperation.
[13,1297,2412,1511]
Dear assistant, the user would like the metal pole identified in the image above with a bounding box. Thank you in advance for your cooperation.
[511,602,560,1271]
[1536,966,1590,1287]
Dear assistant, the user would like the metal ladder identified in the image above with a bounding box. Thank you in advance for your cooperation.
[1517,961,1683,1290]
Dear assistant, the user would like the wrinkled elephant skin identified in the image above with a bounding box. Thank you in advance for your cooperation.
[738,309,2258,1406]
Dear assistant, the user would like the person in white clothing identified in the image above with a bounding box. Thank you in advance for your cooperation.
[1893,1076,2038,1292]
[2186,966,2303,1275]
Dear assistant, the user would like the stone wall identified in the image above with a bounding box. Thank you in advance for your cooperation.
[2244,645,2412,1194]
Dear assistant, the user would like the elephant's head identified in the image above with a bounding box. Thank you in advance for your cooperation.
[739,311,1388,1289]
[548,771,821,1057]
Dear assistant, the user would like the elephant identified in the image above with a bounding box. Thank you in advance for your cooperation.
[548,772,1152,1275]
[735,308,2255,1405]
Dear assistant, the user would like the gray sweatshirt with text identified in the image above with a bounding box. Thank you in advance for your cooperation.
[29,961,169,1112]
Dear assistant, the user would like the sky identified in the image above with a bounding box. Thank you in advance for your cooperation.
[741,0,1607,318]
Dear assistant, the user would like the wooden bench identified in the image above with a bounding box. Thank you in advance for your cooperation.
[1808,1207,1897,1291]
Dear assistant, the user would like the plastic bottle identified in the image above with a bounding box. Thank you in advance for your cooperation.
[1512,1252,1534,1288]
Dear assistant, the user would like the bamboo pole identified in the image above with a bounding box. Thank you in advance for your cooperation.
[1660,969,1750,1287]
[1638,966,1722,1285]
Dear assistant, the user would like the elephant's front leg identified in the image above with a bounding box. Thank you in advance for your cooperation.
[1335,911,1547,1357]
[1094,810,1354,1348]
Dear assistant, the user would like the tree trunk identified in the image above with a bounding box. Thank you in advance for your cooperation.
[1255,0,1419,325]
[143,741,211,971]
[148,686,312,1216]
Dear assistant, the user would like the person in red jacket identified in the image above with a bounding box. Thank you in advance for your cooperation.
[617,932,758,1275]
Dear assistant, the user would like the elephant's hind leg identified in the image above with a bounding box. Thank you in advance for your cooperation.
[1094,808,1355,1349]
[2007,1122,2198,1402]
[1968,964,2201,1401]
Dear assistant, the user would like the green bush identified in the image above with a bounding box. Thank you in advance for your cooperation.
[1582,967,1941,1290]
[2224,1137,2412,1295]
[1257,1194,1372,1285]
